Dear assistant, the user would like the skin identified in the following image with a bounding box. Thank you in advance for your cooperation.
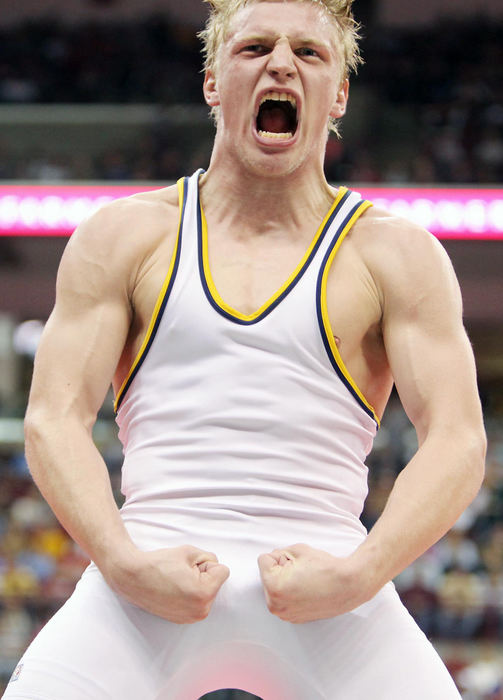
[24,0,486,625]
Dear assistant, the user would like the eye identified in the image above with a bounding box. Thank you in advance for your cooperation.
[296,47,320,58]
[241,44,269,55]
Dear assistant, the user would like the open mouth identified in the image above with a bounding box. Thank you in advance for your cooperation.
[256,91,298,140]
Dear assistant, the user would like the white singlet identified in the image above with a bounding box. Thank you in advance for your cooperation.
[3,171,461,700]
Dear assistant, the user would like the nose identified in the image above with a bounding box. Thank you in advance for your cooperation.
[266,40,297,80]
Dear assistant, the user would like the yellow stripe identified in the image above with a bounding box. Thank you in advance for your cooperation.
[319,200,380,426]
[200,187,349,322]
[113,178,186,412]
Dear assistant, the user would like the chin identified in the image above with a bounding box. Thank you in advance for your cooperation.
[246,155,301,179]
[243,142,308,179]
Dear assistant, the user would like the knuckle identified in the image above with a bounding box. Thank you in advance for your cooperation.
[268,601,287,618]
[182,590,212,622]
[266,595,282,614]
[292,542,308,552]
[185,613,203,624]
[267,586,283,603]
[190,610,207,623]
[194,601,212,621]
[188,588,208,605]
[182,544,198,556]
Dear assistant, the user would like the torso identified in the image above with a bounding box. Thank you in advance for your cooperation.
[114,181,394,419]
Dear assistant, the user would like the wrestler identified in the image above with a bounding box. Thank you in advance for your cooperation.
[4,1,485,698]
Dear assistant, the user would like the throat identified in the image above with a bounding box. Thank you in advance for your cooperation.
[258,106,291,134]
[256,99,297,138]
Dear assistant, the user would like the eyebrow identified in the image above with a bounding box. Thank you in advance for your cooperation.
[297,37,332,49]
[235,33,332,50]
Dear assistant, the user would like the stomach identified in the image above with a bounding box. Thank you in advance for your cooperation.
[119,496,368,562]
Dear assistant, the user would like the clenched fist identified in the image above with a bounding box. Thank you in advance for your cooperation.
[105,544,230,623]
[258,543,375,623]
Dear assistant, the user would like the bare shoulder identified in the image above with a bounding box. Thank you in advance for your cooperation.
[352,205,459,309]
[69,184,179,260]
[60,184,180,293]
[353,205,450,271]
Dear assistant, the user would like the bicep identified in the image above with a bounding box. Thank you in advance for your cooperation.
[381,235,482,444]
[28,225,132,427]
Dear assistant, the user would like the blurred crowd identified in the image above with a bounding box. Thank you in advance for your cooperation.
[0,16,502,184]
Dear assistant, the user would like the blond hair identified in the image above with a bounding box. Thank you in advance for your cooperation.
[198,0,363,134]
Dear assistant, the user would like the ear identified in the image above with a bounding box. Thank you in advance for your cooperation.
[329,78,349,120]
[203,70,220,107]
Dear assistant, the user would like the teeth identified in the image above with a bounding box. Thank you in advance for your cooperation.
[258,130,293,140]
[259,91,297,108]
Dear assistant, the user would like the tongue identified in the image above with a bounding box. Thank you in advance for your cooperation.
[259,106,290,134]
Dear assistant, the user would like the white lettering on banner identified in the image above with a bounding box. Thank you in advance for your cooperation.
[488,200,503,231]
[0,189,501,238]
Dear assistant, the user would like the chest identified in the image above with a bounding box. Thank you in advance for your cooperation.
[206,226,381,341]
[121,215,390,419]
[208,230,310,315]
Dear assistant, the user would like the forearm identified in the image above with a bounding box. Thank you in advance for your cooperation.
[24,412,136,576]
[24,412,231,621]
[351,428,486,594]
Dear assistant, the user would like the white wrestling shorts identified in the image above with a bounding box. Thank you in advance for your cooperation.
[3,539,461,700]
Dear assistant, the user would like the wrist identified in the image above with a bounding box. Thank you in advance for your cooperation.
[346,543,388,599]
[94,535,142,586]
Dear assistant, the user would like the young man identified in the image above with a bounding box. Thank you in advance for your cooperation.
[5,1,486,698]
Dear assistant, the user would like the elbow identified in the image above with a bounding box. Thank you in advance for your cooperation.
[24,408,43,447]
[24,401,53,441]
[24,405,62,475]
[24,409,50,472]
[477,428,487,481]
[464,426,487,496]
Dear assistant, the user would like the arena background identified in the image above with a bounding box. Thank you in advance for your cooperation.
[0,0,502,697]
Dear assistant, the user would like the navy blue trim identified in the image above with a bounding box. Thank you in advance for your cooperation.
[315,200,379,427]
[115,178,188,412]
[197,187,353,326]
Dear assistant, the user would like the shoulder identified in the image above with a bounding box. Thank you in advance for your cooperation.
[69,184,180,257]
[352,205,460,311]
[353,205,448,268]
[59,184,181,292]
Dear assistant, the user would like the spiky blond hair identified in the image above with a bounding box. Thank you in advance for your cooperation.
[198,0,363,134]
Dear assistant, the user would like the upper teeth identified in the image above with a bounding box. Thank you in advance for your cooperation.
[260,91,297,108]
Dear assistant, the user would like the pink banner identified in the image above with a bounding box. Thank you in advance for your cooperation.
[358,187,503,240]
[0,184,502,240]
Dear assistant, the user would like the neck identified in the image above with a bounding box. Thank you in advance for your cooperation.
[199,140,338,235]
